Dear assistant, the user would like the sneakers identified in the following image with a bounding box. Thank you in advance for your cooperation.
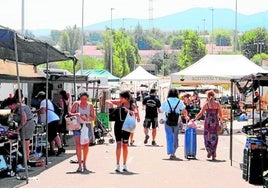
[115,164,120,172]
[115,164,128,172]
[144,135,149,144]
[122,164,128,172]
[152,141,157,146]
[56,148,66,156]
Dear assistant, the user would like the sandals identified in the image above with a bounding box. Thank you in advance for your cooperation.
[76,167,83,173]
[169,154,176,160]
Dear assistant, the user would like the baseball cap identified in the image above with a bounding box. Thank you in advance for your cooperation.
[35,91,46,98]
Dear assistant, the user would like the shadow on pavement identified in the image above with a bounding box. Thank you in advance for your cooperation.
[110,171,139,175]
[162,158,184,161]
[206,159,226,162]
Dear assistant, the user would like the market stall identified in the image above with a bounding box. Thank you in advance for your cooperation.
[0,25,78,182]
[231,73,268,185]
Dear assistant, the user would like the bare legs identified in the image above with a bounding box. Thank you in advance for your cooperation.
[152,128,156,142]
[129,133,134,145]
[116,142,128,165]
[74,136,89,171]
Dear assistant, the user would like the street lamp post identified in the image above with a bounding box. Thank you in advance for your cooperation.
[202,18,206,35]
[234,0,238,53]
[210,8,214,54]
[21,0,24,34]
[81,0,84,75]
[110,8,114,74]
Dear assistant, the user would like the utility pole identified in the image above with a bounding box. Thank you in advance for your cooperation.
[234,0,238,53]
[110,8,114,74]
[210,8,214,54]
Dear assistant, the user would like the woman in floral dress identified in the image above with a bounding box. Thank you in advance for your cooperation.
[192,90,223,160]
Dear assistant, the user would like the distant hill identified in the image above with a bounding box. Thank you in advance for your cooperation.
[32,8,268,37]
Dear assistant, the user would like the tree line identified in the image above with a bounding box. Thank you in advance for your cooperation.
[32,25,268,77]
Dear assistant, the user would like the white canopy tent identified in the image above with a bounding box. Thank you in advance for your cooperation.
[171,55,268,85]
[121,66,159,82]
[120,66,159,97]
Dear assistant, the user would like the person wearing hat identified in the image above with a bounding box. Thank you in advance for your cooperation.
[35,91,65,156]
[142,88,161,146]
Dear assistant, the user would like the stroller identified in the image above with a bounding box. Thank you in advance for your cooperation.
[94,117,115,144]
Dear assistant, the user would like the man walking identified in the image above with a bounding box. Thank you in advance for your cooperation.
[142,89,161,146]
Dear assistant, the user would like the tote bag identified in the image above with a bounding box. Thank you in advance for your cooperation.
[122,111,136,133]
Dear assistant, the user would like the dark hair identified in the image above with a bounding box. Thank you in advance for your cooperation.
[1,97,17,108]
[150,88,156,95]
[79,92,89,99]
[60,90,68,100]
[167,88,179,98]
[119,90,131,100]
[14,89,23,101]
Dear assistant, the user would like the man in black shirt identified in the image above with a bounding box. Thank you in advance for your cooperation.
[142,89,161,146]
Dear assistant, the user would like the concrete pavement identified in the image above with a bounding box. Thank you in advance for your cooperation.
[15,110,261,188]
[0,101,258,188]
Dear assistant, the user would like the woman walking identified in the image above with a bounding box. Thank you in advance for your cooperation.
[193,90,223,160]
[160,88,189,159]
[106,90,139,172]
[69,92,95,173]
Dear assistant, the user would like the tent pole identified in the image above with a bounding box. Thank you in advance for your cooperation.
[230,80,234,166]
[73,57,77,100]
[14,31,29,182]
[45,44,49,166]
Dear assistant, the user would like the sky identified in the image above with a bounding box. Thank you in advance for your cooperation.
[1,0,268,31]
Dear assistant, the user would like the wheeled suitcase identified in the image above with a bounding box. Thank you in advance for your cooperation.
[184,127,197,159]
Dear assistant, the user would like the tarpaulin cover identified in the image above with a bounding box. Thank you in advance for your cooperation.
[0,27,71,65]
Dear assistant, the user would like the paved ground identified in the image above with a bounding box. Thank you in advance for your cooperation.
[0,102,262,188]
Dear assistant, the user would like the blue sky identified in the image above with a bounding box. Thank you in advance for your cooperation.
[1,0,268,30]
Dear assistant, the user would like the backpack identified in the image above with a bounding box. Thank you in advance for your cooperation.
[50,101,63,118]
[166,100,180,127]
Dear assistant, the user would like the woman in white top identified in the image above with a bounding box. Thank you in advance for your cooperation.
[69,92,95,173]
[160,88,189,159]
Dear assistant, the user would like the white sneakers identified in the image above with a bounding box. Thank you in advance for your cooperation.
[115,164,120,172]
[115,164,128,172]
[122,164,128,172]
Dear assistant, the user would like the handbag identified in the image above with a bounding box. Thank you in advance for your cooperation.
[66,102,81,131]
[65,115,81,131]
[122,111,136,133]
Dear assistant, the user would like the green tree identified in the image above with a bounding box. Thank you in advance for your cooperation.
[178,30,206,69]
[103,29,141,77]
[214,29,231,46]
[170,35,183,49]
[251,53,268,66]
[239,27,268,59]
[58,25,82,55]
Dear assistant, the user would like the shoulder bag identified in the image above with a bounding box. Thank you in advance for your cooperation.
[65,103,81,131]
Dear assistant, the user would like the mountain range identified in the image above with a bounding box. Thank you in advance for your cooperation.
[32,8,268,37]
